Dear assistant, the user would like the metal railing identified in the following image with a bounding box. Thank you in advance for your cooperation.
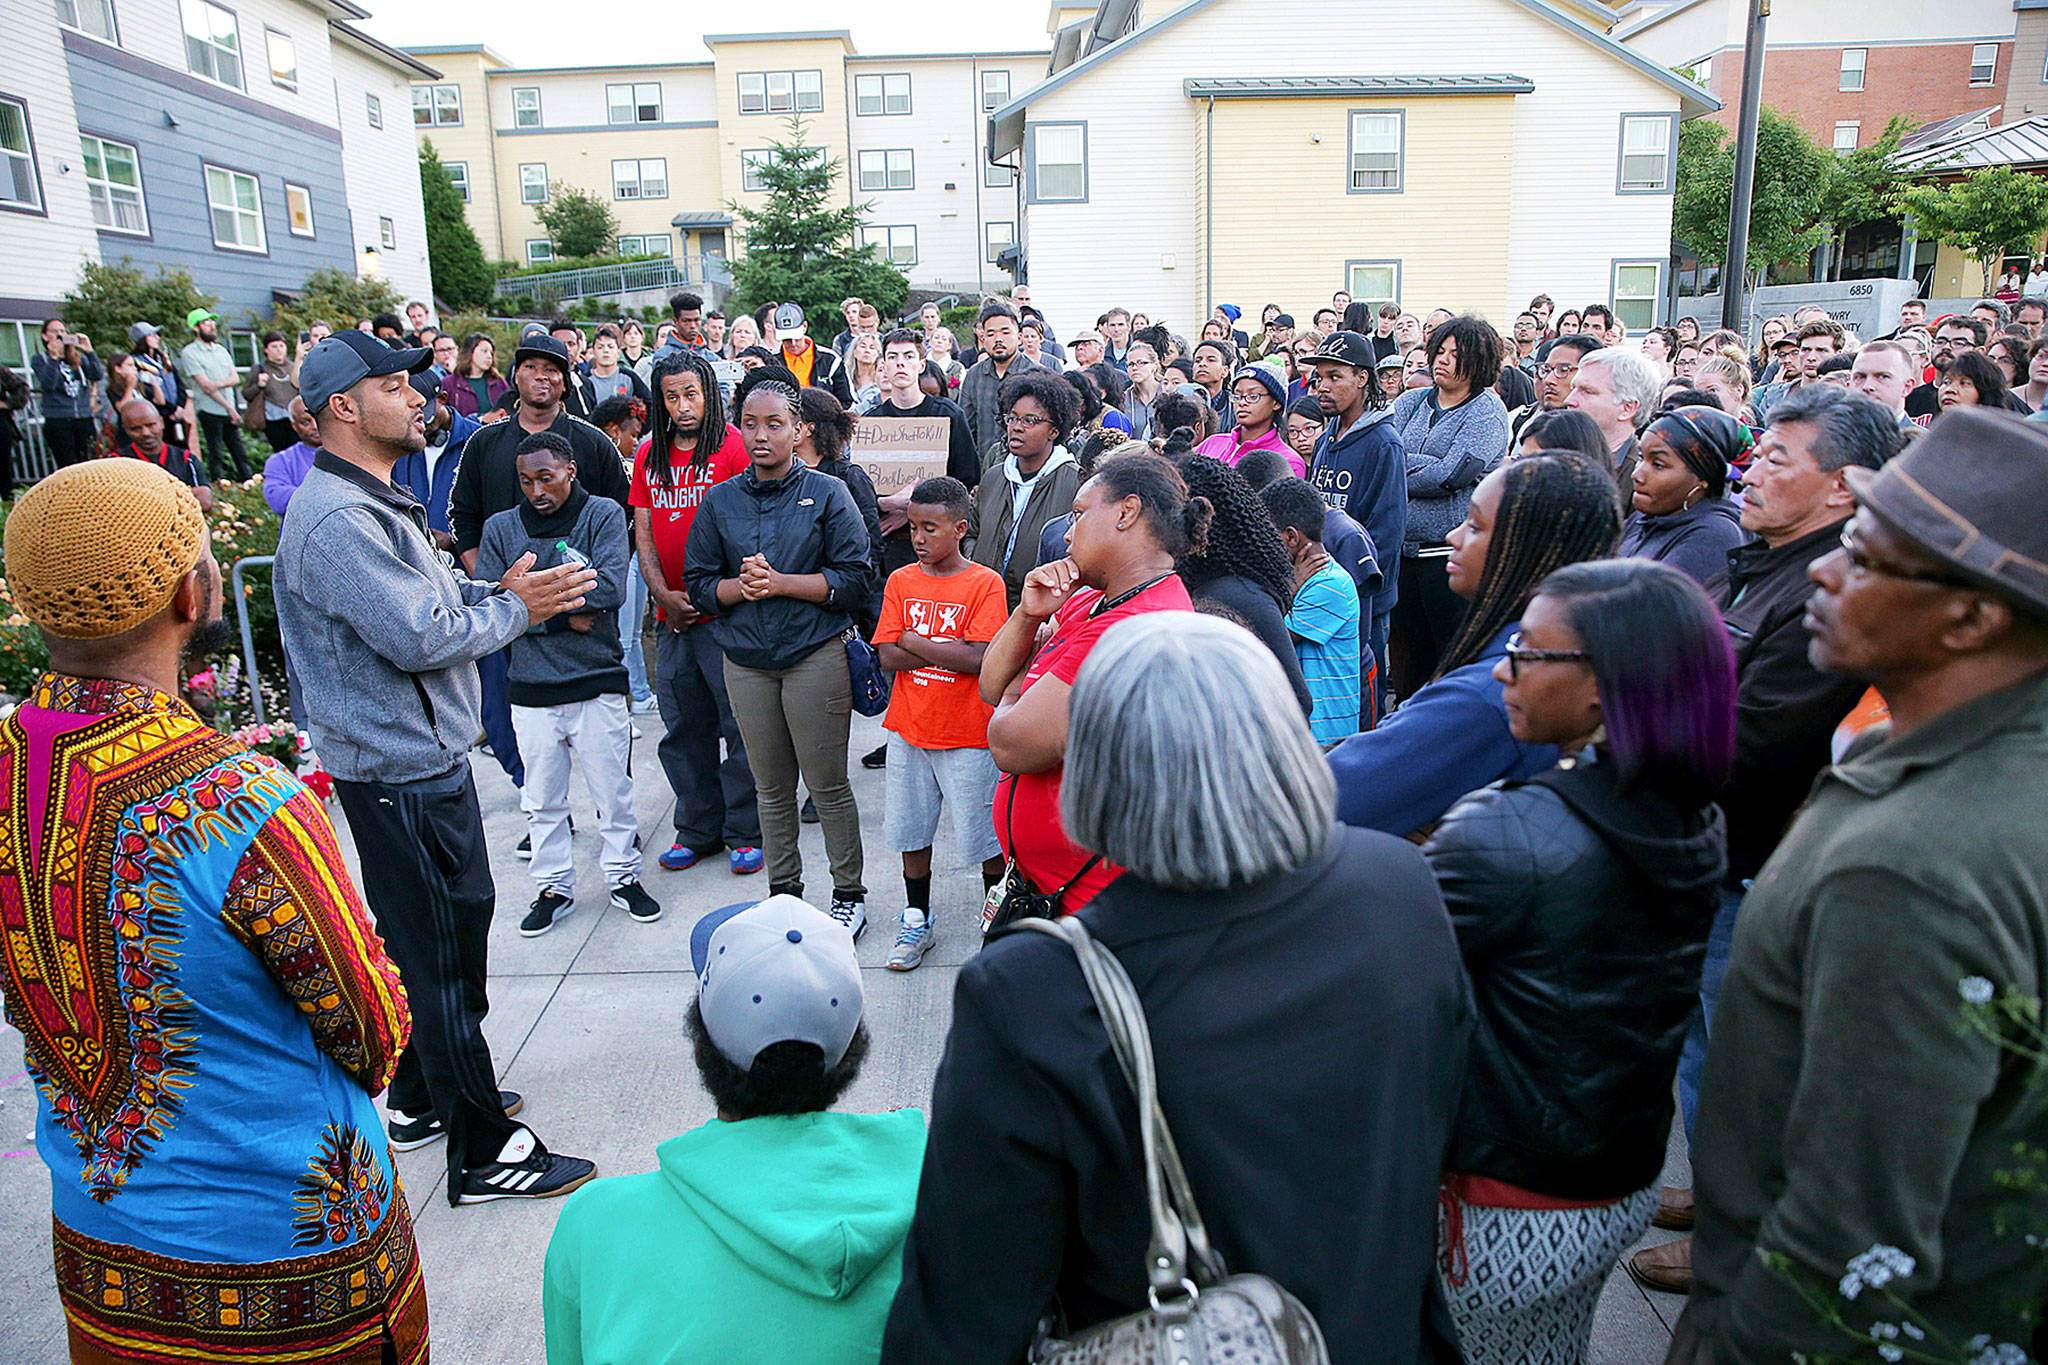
[494,253,733,301]
[4,396,65,489]
[232,555,276,725]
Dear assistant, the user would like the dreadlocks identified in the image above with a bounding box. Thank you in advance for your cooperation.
[645,350,727,486]
[1431,453,1621,680]
[1171,453,1298,613]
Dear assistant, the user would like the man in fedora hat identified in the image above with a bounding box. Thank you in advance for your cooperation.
[1670,405,2048,1363]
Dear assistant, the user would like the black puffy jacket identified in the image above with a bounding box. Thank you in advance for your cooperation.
[1424,751,1725,1199]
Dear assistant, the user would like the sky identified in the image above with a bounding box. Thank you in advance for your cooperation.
[356,0,1055,68]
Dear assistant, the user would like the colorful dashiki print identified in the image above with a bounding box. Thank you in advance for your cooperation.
[0,673,425,1364]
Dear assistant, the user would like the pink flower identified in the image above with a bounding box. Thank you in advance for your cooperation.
[187,669,215,692]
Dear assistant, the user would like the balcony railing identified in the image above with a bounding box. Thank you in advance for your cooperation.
[494,253,732,301]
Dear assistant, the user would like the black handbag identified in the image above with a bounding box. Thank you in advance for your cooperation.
[844,626,890,717]
[982,777,1102,935]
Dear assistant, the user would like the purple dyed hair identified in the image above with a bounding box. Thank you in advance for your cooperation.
[1533,559,1737,805]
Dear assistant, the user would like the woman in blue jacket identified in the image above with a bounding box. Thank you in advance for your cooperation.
[1328,453,1620,838]
[683,368,876,936]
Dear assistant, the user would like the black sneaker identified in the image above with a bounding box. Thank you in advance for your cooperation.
[800,796,820,824]
[456,1131,597,1205]
[515,833,532,861]
[387,1091,525,1152]
[861,744,888,769]
[520,890,574,937]
[609,880,663,923]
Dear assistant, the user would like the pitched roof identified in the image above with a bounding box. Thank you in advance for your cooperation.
[1183,74,1537,98]
[1897,113,2048,175]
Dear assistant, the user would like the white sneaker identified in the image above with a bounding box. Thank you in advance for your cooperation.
[828,897,868,940]
[887,910,933,970]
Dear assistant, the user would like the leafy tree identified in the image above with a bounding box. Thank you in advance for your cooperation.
[61,258,215,355]
[535,185,618,261]
[1673,109,1831,281]
[420,139,494,308]
[262,267,400,342]
[1898,165,2048,296]
[727,116,908,326]
[1818,116,1913,235]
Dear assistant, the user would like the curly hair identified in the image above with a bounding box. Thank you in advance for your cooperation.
[687,998,869,1119]
[797,386,856,464]
[1170,454,1298,613]
[998,368,1082,445]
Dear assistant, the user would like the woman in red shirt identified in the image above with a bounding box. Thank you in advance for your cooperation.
[979,450,1210,910]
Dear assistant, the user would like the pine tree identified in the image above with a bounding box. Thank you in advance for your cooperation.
[420,140,494,308]
[728,116,909,326]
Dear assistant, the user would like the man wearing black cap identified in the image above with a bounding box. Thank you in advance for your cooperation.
[1673,405,2048,1364]
[1304,330,1404,716]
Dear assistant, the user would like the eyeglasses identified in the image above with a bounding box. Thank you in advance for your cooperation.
[1838,523,1974,588]
[1536,362,1580,379]
[1502,631,1593,679]
[1003,413,1051,430]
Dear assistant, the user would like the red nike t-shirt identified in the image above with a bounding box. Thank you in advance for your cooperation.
[630,425,748,621]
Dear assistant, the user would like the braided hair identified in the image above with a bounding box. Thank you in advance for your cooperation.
[1170,454,1298,613]
[1432,453,1622,680]
[646,350,726,485]
[733,362,804,419]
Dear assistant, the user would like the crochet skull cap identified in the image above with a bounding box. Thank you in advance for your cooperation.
[4,460,207,639]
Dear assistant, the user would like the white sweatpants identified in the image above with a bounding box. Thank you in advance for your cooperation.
[510,694,641,895]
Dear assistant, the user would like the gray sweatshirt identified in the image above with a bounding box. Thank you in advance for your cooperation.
[275,452,527,784]
[474,486,631,707]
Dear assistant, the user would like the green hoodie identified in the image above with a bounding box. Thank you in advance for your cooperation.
[544,1109,926,1365]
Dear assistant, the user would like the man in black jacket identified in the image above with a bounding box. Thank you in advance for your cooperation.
[1633,385,1901,1293]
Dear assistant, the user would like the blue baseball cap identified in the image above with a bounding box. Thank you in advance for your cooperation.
[300,330,429,416]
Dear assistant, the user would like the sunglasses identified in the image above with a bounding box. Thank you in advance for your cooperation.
[1502,631,1592,680]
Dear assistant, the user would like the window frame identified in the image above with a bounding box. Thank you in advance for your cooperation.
[1839,47,1866,92]
[1346,109,1405,194]
[80,131,148,236]
[766,70,793,113]
[264,27,295,91]
[1344,260,1401,310]
[412,83,461,127]
[445,160,469,203]
[181,0,244,90]
[740,148,778,193]
[0,93,43,217]
[611,157,668,201]
[1832,121,1860,153]
[985,219,1014,264]
[519,162,547,205]
[365,92,381,129]
[202,161,266,255]
[1025,121,1088,204]
[511,86,541,129]
[55,0,119,44]
[525,239,554,265]
[616,232,673,259]
[1971,43,1998,87]
[1616,111,1679,194]
[738,72,766,114]
[795,69,823,112]
[981,68,1010,112]
[284,180,313,236]
[861,223,918,267]
[379,216,395,250]
[607,81,662,125]
[854,72,911,116]
[856,148,913,192]
[1610,258,1666,331]
[984,154,1016,188]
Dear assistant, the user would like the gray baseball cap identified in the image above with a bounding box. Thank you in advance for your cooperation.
[691,896,863,1071]
[127,321,160,345]
[772,302,806,334]
[299,330,430,416]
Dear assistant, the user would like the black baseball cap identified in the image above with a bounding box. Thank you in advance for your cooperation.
[1305,330,1376,370]
[512,333,573,380]
[299,330,430,415]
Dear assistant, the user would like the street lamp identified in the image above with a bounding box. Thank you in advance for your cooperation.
[361,245,382,277]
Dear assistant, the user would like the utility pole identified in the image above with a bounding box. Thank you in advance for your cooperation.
[1722,0,1770,336]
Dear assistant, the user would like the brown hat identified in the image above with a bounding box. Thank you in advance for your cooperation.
[4,460,207,639]
[1843,407,2048,620]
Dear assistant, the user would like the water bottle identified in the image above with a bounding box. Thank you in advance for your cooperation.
[555,539,590,570]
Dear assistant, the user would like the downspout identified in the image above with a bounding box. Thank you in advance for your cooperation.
[1205,93,1215,319]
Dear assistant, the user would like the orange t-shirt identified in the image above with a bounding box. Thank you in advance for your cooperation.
[782,341,817,387]
[874,561,1011,750]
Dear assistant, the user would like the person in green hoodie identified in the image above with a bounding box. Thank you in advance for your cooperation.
[542,895,925,1365]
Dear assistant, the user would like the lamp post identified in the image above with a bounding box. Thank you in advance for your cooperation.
[1721,0,1770,337]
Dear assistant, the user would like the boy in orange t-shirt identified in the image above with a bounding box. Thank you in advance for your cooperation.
[872,475,1011,969]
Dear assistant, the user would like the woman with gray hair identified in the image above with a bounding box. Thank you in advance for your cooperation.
[885,610,1472,1363]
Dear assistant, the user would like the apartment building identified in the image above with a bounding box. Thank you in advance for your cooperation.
[0,0,435,370]
[406,32,1043,296]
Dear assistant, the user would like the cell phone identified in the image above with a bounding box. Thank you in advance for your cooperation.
[299,330,310,344]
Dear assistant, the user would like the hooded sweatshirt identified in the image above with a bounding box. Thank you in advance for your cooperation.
[969,444,1080,609]
[1615,495,1744,586]
[1424,750,1725,1198]
[543,1109,925,1365]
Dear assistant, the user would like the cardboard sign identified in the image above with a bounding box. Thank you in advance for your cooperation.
[851,415,950,496]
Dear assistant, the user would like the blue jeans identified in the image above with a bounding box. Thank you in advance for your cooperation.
[1679,882,1748,1142]
[620,582,652,703]
[475,646,525,788]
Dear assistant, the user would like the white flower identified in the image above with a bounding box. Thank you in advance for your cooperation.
[1840,1246,1917,1300]
[1901,1322,1925,1342]
[1870,1323,1900,1340]
[1877,1346,1902,1363]
[1970,1342,2030,1365]
[1960,976,1996,1006]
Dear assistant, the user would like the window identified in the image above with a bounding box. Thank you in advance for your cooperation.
[612,157,667,200]
[379,216,395,250]
[1839,48,1865,92]
[854,73,911,116]
[0,96,39,211]
[229,331,256,368]
[1691,55,1711,85]
[740,70,820,114]
[519,163,546,204]
[766,71,793,112]
[81,133,145,233]
[365,93,381,129]
[861,224,917,267]
[795,70,822,112]
[616,233,672,258]
[1618,113,1676,192]
[265,28,294,89]
[1347,111,1404,191]
[1028,122,1086,202]
[985,220,1013,263]
[740,148,779,192]
[512,87,540,128]
[981,69,1010,112]
[445,160,469,203]
[412,83,460,126]
[738,72,765,113]
[204,163,264,252]
[56,0,117,43]
[985,155,1016,188]
[182,0,243,88]
[607,82,661,125]
[857,148,912,191]
[1833,121,1860,153]
[285,181,312,235]
[1972,43,1998,87]
[526,239,553,265]
[1345,261,1400,310]
[1611,260,1664,332]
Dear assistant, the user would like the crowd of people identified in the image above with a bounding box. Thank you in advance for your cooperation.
[1,272,2045,1365]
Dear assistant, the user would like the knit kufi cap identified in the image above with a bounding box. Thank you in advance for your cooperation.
[5,460,206,639]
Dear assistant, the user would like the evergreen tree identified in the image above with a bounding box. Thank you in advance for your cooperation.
[728,116,909,326]
[421,139,495,308]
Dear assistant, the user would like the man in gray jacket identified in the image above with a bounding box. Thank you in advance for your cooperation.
[276,331,601,1206]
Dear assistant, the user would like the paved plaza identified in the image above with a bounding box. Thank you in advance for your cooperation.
[0,711,1693,1361]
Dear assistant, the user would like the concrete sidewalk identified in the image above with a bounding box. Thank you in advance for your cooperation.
[0,711,1691,1361]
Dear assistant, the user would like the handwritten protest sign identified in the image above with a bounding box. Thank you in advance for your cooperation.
[851,415,950,497]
